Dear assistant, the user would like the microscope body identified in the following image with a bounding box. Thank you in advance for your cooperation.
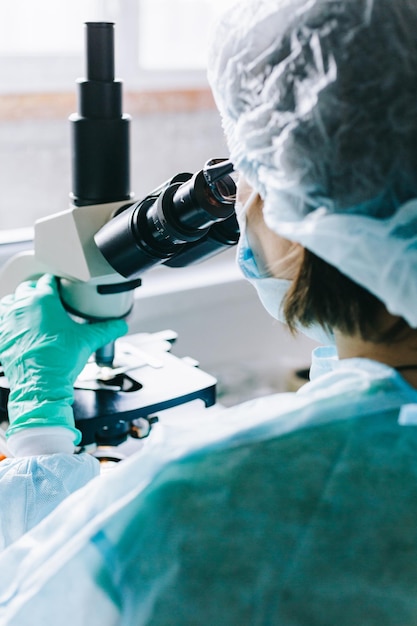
[0,198,220,448]
[0,21,238,450]
[0,200,135,319]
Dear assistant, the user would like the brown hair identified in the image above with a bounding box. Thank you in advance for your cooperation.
[282,248,409,343]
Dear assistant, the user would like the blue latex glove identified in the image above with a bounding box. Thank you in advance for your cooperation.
[0,274,128,444]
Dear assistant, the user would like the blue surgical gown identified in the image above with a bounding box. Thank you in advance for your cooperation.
[1,348,417,625]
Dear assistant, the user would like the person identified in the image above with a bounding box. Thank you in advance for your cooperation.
[1,0,417,623]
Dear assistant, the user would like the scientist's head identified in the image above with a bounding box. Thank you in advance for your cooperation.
[208,0,417,338]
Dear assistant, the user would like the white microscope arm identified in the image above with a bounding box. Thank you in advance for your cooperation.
[0,250,48,298]
[0,200,135,320]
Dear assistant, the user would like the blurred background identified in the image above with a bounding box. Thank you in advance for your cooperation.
[0,0,236,230]
[0,0,315,405]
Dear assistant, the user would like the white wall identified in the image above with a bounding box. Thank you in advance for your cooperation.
[0,107,316,406]
[0,108,229,229]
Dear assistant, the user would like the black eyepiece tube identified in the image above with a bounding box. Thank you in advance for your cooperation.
[163,213,240,268]
[70,22,131,206]
[86,22,115,82]
[94,158,239,278]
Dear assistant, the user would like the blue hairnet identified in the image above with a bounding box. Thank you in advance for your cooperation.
[207,0,417,327]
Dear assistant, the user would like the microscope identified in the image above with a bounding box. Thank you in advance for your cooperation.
[0,22,239,451]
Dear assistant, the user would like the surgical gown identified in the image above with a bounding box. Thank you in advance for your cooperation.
[1,348,417,625]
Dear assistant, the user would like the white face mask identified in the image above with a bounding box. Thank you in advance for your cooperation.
[237,230,334,346]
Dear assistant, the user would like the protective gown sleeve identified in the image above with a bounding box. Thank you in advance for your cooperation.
[0,452,99,551]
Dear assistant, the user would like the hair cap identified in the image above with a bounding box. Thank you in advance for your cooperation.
[208,0,417,326]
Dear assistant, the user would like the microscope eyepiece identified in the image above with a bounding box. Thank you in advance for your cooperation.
[94,159,239,278]
[70,21,131,206]
[86,22,115,82]
[203,158,236,205]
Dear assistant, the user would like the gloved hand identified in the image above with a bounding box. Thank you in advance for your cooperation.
[0,274,128,445]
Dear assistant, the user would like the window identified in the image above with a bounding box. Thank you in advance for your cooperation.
[0,0,237,93]
[0,0,235,233]
[138,0,234,70]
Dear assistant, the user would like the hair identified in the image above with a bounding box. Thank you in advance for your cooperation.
[282,249,409,342]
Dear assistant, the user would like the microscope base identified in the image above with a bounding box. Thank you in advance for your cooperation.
[74,331,217,445]
[0,331,217,447]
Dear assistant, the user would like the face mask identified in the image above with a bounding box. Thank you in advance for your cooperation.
[237,231,334,346]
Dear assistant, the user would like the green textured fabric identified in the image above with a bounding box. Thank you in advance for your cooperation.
[0,274,127,443]
[121,413,417,625]
[1,357,417,624]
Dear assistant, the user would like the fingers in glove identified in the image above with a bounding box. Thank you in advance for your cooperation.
[78,318,129,352]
